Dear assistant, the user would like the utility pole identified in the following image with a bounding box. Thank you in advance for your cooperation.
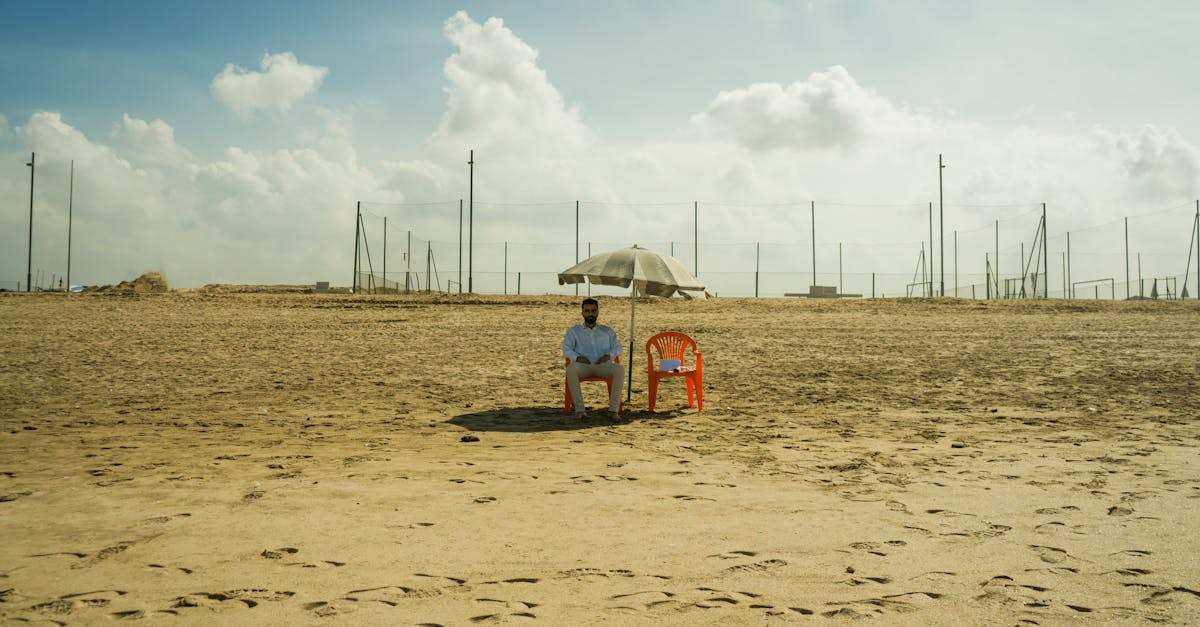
[458,199,462,294]
[26,152,35,292]
[811,201,816,287]
[938,154,945,296]
[1124,217,1130,299]
[575,200,579,295]
[67,160,74,292]
[468,150,474,293]
[928,202,933,297]
[1042,203,1048,298]
[352,202,360,293]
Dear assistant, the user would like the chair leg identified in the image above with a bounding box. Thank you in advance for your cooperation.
[564,378,573,413]
[696,374,703,411]
[686,377,695,407]
[647,375,658,411]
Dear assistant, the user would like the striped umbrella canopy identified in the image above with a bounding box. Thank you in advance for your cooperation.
[558,245,705,403]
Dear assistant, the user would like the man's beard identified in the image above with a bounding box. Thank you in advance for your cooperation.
[583,315,597,325]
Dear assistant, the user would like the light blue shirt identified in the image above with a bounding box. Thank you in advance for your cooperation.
[563,323,622,363]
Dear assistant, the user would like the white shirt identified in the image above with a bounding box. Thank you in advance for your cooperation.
[563,323,622,363]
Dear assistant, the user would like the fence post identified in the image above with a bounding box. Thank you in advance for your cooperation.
[754,242,760,298]
[353,202,360,293]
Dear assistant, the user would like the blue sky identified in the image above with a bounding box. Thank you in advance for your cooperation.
[2,1,1198,293]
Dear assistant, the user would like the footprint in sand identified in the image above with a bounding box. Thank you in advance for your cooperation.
[148,563,194,574]
[0,490,32,502]
[559,566,638,576]
[260,547,300,559]
[28,589,129,615]
[722,559,788,574]
[848,540,906,556]
[144,512,192,524]
[822,592,943,618]
[470,598,540,622]
[173,589,295,610]
[1029,544,1072,564]
[707,550,757,560]
[71,541,136,569]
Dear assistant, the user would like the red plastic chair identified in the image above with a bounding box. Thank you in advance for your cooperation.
[563,356,623,413]
[646,332,703,412]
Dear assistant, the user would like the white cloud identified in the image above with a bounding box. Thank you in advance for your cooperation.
[431,11,591,155]
[691,65,905,151]
[210,51,328,118]
[110,114,196,168]
[1101,124,1200,205]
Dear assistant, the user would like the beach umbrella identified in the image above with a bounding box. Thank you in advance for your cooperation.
[558,245,706,402]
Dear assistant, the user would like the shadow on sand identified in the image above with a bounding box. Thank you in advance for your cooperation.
[447,406,683,433]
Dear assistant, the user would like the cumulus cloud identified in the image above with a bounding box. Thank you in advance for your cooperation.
[691,65,911,151]
[110,114,196,167]
[430,11,591,155]
[2,110,374,287]
[1103,124,1200,204]
[211,51,328,118]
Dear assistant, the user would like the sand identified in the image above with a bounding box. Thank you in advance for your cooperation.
[1,290,1197,625]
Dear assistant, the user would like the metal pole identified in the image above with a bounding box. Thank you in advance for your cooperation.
[754,242,760,298]
[504,241,508,295]
[811,200,816,287]
[986,253,990,299]
[578,200,583,297]
[66,160,73,291]
[1195,200,1199,299]
[468,150,474,293]
[939,154,945,296]
[1042,203,1048,298]
[1137,253,1143,297]
[693,201,698,277]
[994,220,999,299]
[838,242,843,295]
[383,217,387,292]
[1067,232,1072,298]
[353,201,360,293]
[1124,216,1130,300]
[627,290,634,404]
[426,240,432,293]
[26,152,35,292]
[928,202,933,297]
[953,230,958,297]
[406,229,412,294]
[458,199,463,294]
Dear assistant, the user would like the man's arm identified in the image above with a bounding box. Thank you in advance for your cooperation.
[604,326,622,361]
[564,326,593,363]
[562,327,579,361]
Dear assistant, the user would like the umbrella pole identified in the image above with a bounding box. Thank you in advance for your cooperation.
[627,286,635,403]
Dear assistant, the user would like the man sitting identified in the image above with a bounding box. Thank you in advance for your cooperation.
[563,298,624,417]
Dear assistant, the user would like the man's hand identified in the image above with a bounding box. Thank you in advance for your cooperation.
[597,355,611,364]
[575,356,592,364]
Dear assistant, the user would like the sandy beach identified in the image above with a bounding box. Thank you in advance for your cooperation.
[1,289,1198,625]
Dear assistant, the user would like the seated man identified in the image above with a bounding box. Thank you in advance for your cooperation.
[563,297,625,417]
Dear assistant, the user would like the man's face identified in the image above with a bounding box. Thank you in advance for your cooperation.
[581,303,599,326]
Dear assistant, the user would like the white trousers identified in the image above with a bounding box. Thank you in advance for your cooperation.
[565,361,625,413]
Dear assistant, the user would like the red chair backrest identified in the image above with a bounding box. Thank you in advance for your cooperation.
[646,331,697,365]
